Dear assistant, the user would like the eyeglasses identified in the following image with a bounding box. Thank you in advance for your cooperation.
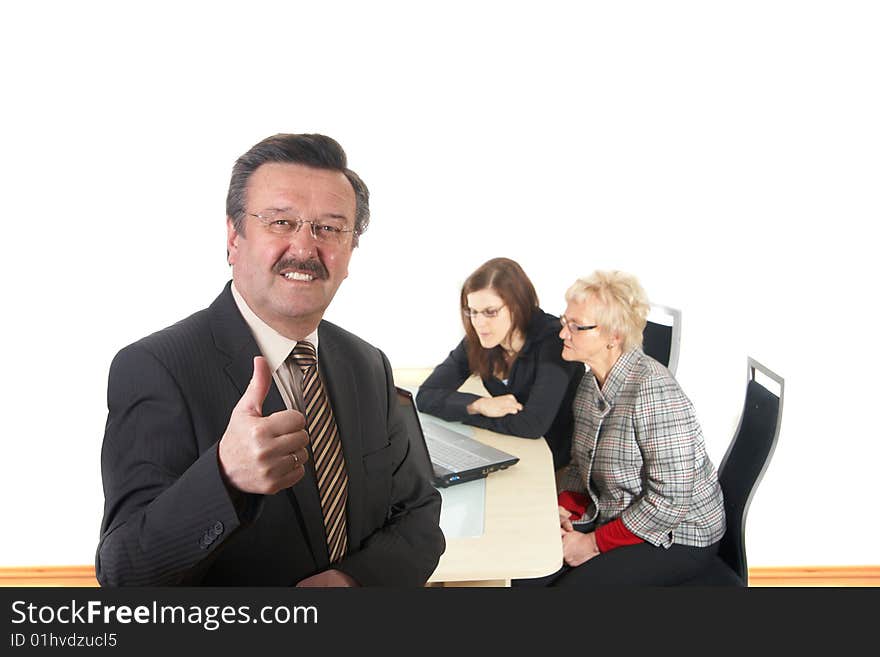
[463,305,506,320]
[559,315,598,332]
[249,212,356,245]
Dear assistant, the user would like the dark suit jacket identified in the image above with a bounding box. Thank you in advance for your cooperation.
[96,283,444,586]
[415,309,583,469]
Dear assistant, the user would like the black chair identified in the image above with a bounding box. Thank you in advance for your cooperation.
[685,357,784,586]
[642,304,681,375]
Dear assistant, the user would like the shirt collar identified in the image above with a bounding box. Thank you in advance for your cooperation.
[597,348,642,404]
[231,281,319,373]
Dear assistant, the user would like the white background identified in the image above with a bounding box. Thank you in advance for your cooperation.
[1,1,877,568]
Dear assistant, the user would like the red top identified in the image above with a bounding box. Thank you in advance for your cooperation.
[558,490,644,553]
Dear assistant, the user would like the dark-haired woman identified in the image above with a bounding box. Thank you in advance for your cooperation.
[416,258,582,469]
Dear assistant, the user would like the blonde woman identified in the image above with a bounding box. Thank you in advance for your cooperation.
[521,271,725,586]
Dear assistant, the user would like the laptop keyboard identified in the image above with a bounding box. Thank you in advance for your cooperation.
[425,436,493,471]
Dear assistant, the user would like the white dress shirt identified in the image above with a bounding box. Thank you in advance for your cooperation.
[231,281,319,413]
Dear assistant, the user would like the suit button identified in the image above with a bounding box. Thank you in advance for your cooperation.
[213,521,224,534]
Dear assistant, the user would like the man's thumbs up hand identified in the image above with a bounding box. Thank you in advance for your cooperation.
[237,354,273,417]
[218,357,310,494]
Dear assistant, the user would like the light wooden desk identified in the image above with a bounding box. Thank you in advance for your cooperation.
[394,368,563,587]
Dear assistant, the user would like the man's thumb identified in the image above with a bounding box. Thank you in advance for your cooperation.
[239,356,271,415]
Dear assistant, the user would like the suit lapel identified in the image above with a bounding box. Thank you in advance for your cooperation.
[208,282,328,570]
[209,282,289,420]
[317,323,366,549]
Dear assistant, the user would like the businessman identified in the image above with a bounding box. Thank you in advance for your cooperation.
[97,134,444,586]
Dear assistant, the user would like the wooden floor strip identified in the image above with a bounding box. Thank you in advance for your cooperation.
[1,565,877,587]
[748,566,880,587]
[0,566,99,587]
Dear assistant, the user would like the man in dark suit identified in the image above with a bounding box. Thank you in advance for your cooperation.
[97,134,445,586]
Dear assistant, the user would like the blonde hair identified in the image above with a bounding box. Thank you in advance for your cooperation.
[565,270,650,352]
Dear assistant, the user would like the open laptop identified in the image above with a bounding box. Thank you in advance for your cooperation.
[396,387,519,487]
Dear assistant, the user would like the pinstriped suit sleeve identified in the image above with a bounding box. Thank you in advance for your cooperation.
[96,344,250,586]
[620,374,700,544]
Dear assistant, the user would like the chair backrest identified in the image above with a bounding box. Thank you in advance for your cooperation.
[716,357,784,585]
[642,304,681,375]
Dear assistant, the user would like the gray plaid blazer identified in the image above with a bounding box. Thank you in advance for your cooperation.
[560,349,725,548]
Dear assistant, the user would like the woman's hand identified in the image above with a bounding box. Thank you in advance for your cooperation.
[467,394,523,417]
[558,506,574,533]
[561,530,600,567]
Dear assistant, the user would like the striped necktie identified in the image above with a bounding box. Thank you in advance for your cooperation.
[290,341,348,563]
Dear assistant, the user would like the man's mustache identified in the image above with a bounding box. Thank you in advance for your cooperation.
[273,257,329,280]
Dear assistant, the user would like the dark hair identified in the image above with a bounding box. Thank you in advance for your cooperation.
[226,133,370,247]
[460,257,540,380]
